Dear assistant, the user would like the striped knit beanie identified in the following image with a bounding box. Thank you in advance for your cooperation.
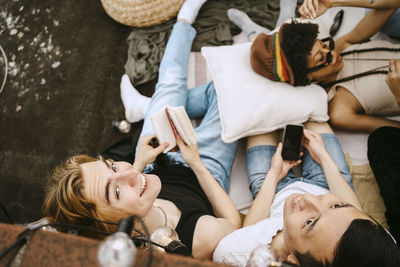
[250,23,295,85]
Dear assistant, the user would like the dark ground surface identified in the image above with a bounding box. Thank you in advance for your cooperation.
[0,0,155,224]
[0,0,288,225]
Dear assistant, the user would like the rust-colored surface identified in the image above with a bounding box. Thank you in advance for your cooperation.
[0,223,26,267]
[0,223,230,267]
[20,227,99,267]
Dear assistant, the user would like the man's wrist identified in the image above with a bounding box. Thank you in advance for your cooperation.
[319,152,335,168]
[266,169,283,185]
[188,158,204,171]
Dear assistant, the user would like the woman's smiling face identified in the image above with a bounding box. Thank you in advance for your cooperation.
[81,159,161,221]
[283,193,371,264]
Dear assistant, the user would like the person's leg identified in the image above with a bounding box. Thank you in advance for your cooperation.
[168,82,238,192]
[177,0,208,25]
[246,131,298,198]
[366,8,400,38]
[227,8,271,41]
[276,0,297,27]
[138,22,196,142]
[120,74,151,123]
[368,126,400,245]
[380,9,400,38]
[329,87,400,132]
[301,122,353,190]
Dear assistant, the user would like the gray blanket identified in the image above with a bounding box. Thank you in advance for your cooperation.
[125,0,282,86]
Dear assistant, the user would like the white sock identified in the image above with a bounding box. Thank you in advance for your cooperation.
[120,74,151,123]
[227,8,271,41]
[177,0,208,24]
[276,0,297,27]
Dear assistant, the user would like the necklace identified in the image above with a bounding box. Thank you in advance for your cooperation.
[153,203,168,226]
[150,203,179,249]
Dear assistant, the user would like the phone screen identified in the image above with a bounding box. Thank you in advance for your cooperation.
[282,124,303,161]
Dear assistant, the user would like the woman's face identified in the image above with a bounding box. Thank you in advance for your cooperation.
[306,39,344,82]
[81,159,161,220]
[283,193,370,264]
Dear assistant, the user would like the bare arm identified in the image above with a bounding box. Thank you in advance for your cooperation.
[303,129,362,209]
[319,153,362,209]
[331,0,400,9]
[386,59,400,105]
[176,137,241,229]
[244,143,301,227]
[299,0,399,19]
[335,8,397,52]
[243,172,278,227]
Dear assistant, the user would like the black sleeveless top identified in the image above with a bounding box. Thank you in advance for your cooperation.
[149,164,215,253]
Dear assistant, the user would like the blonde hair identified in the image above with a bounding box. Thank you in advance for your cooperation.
[43,155,116,237]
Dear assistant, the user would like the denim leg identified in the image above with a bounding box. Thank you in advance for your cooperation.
[246,145,298,199]
[302,133,353,190]
[185,82,213,117]
[381,9,400,38]
[246,134,352,198]
[366,8,400,38]
[168,82,238,192]
[138,22,196,142]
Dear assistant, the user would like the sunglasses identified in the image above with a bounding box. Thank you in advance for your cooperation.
[307,37,335,73]
[330,9,344,37]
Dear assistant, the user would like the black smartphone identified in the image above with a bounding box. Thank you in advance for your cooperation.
[282,124,304,161]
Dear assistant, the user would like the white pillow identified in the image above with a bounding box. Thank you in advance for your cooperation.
[201,42,329,143]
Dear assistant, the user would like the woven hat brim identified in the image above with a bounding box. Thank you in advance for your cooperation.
[101,0,185,27]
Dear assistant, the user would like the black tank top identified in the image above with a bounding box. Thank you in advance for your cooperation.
[149,164,214,253]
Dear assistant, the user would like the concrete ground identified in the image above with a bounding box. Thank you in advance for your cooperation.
[0,0,154,224]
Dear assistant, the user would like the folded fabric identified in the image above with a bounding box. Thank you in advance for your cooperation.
[201,42,329,143]
[124,0,281,86]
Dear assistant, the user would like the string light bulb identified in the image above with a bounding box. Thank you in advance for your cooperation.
[246,244,296,267]
[112,120,131,133]
[246,244,275,267]
[98,232,137,267]
[150,225,179,252]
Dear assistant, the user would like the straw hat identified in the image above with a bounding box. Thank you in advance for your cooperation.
[101,0,185,27]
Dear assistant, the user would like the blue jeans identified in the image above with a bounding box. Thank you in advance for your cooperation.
[137,22,238,192]
[366,8,400,38]
[246,134,353,198]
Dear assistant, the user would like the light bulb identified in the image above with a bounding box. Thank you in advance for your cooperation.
[246,244,275,267]
[112,120,131,133]
[98,232,137,267]
[150,225,179,252]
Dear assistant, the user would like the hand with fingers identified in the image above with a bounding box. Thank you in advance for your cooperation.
[270,142,302,184]
[299,0,333,19]
[133,135,169,171]
[176,135,202,167]
[302,129,329,165]
[386,59,400,105]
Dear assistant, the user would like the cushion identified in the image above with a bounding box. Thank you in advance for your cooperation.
[346,157,388,228]
[201,42,329,143]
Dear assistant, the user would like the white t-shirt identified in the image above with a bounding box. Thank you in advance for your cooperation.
[213,181,329,267]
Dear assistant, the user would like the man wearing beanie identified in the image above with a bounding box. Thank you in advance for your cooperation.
[250,21,317,86]
[230,9,400,133]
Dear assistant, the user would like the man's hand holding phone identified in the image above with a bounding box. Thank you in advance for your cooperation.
[270,142,302,184]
